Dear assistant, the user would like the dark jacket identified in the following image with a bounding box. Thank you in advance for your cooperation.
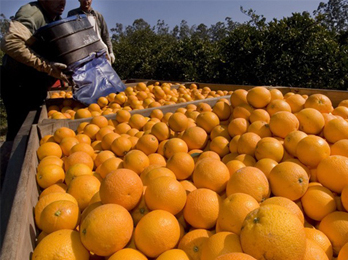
[67,7,113,55]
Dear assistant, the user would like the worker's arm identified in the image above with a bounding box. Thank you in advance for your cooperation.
[1,21,69,82]
[97,13,114,61]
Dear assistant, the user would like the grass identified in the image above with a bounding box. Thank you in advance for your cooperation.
[0,98,8,142]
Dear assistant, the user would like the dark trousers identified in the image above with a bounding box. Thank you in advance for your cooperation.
[1,57,55,141]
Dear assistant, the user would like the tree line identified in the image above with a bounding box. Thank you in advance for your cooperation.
[111,1,348,90]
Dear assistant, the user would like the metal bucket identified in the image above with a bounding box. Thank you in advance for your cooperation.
[31,15,105,65]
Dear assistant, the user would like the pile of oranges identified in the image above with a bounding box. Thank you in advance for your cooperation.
[47,82,232,120]
[33,86,348,260]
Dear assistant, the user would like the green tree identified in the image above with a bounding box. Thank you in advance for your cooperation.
[314,0,348,32]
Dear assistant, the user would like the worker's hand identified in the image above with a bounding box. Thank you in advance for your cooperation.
[109,53,115,64]
[48,62,70,82]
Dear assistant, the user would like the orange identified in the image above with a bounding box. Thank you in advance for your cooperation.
[75,133,91,145]
[229,135,240,154]
[261,196,304,224]
[247,121,272,138]
[39,134,55,145]
[144,176,187,215]
[134,210,180,258]
[338,242,348,260]
[69,142,95,158]
[111,136,132,156]
[178,229,213,260]
[53,127,76,143]
[210,125,231,141]
[99,169,143,211]
[296,135,330,168]
[227,118,249,137]
[209,136,230,157]
[32,230,89,259]
[76,122,89,134]
[65,163,93,186]
[168,112,189,132]
[180,180,197,193]
[253,158,278,179]
[80,204,133,256]
[181,126,208,150]
[285,93,306,113]
[39,183,67,199]
[130,187,149,225]
[64,151,94,171]
[230,89,248,107]
[234,154,256,166]
[101,132,120,150]
[214,253,257,260]
[75,108,92,119]
[305,227,333,260]
[303,238,330,260]
[195,111,220,133]
[115,122,132,134]
[246,86,271,108]
[269,111,299,138]
[150,108,164,120]
[96,157,123,178]
[90,115,108,128]
[34,192,78,230]
[129,114,148,130]
[60,137,80,156]
[222,152,238,164]
[283,130,307,157]
[342,184,348,212]
[135,134,159,155]
[268,161,309,201]
[116,109,131,123]
[270,88,284,100]
[317,155,348,193]
[82,124,100,140]
[240,204,306,260]
[318,211,348,255]
[296,107,325,134]
[301,185,336,221]
[323,117,348,143]
[201,232,242,260]
[331,139,348,157]
[183,188,220,229]
[304,93,333,113]
[67,175,101,211]
[122,149,150,175]
[151,122,170,141]
[163,138,188,159]
[249,108,270,123]
[332,106,348,119]
[140,166,176,186]
[266,99,292,116]
[166,152,195,180]
[197,150,221,162]
[36,164,65,189]
[88,103,101,113]
[226,166,270,202]
[237,132,261,156]
[148,153,166,166]
[213,101,232,120]
[94,150,115,168]
[40,200,80,234]
[196,102,212,112]
[217,193,259,235]
[232,103,254,120]
[193,158,230,193]
[254,137,284,162]
[156,249,190,260]
[225,160,246,177]
[37,142,62,161]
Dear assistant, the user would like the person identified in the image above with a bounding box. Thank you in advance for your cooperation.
[68,0,115,64]
[0,0,69,141]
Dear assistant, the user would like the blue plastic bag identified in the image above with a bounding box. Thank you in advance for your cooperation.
[68,51,126,106]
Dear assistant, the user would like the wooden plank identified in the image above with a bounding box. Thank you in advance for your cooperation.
[0,124,40,260]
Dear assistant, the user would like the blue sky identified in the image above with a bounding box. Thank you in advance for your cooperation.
[1,0,323,31]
